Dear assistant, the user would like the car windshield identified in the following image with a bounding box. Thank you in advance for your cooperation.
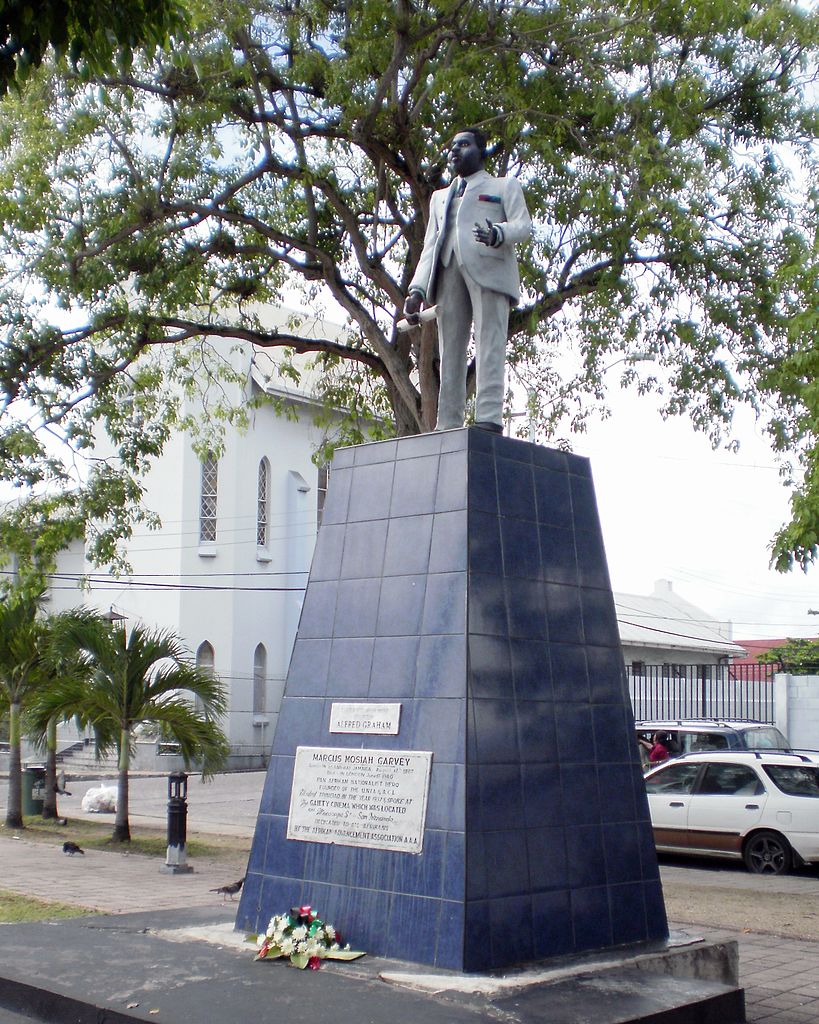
[763,765,819,797]
[740,727,790,750]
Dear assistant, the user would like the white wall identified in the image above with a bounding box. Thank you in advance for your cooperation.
[774,673,819,750]
[623,644,728,667]
[47,341,336,767]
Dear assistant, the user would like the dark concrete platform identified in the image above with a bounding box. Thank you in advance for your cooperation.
[0,907,744,1024]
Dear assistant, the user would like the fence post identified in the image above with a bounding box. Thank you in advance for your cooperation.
[773,673,789,739]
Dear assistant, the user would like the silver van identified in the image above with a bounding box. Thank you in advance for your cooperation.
[636,719,791,759]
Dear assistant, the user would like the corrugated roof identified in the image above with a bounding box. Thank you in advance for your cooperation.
[614,581,746,657]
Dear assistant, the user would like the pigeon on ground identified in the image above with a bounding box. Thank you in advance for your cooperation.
[209,877,244,900]
[62,841,84,855]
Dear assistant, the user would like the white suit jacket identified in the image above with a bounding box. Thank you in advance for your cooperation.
[409,169,532,304]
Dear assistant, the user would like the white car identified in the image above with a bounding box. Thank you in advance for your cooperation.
[644,751,819,875]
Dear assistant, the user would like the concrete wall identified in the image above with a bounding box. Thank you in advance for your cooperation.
[774,673,819,750]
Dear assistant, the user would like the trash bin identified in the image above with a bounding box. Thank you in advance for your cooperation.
[22,765,46,815]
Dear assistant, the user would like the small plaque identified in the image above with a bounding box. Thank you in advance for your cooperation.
[287,746,432,854]
[329,702,401,735]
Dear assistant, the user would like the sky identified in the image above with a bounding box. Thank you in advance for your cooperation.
[558,390,819,643]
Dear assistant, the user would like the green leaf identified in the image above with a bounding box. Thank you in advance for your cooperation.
[0,0,817,574]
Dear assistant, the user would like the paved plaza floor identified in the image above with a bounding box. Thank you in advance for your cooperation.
[0,769,817,1022]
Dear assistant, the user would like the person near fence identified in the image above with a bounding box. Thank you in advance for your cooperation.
[640,732,670,765]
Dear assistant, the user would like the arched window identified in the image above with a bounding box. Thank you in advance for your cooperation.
[195,641,214,714]
[253,643,267,715]
[199,456,218,543]
[316,465,329,529]
[257,458,270,547]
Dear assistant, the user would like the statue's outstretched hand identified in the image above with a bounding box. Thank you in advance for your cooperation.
[473,219,498,247]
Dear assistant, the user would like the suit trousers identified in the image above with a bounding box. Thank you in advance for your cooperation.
[435,257,510,430]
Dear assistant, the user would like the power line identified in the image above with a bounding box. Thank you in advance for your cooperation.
[0,568,308,581]
[617,618,742,648]
[43,577,307,593]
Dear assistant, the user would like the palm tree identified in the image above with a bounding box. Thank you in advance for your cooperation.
[0,599,101,825]
[0,591,52,829]
[29,639,91,820]
[42,611,229,842]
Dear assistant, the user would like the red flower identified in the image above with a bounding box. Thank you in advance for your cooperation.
[308,956,321,970]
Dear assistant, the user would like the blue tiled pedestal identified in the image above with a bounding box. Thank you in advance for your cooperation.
[236,428,668,971]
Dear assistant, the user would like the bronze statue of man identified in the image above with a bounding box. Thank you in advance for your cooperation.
[404,128,532,433]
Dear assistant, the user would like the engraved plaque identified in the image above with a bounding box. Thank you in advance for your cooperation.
[329,702,401,735]
[287,746,432,854]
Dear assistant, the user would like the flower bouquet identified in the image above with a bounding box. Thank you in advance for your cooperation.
[250,906,365,970]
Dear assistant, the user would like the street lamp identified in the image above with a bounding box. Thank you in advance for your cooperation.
[161,771,193,875]
[100,607,127,624]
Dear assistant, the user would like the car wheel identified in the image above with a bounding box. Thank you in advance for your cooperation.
[742,831,793,875]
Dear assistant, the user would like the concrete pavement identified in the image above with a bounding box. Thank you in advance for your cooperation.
[1,769,818,1022]
[0,768,266,838]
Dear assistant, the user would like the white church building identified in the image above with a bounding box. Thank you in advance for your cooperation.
[44,318,346,769]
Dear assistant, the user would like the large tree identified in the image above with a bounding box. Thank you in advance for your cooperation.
[0,0,188,95]
[40,611,229,841]
[0,0,817,566]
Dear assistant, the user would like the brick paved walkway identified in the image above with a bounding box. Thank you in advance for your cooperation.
[673,925,819,1024]
[0,836,248,914]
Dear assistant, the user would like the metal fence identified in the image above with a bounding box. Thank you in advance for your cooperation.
[627,662,778,724]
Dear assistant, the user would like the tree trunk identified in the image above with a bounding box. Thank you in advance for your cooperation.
[42,718,59,820]
[112,729,131,842]
[387,378,423,437]
[418,321,440,432]
[5,701,24,829]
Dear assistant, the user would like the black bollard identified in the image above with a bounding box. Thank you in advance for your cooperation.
[161,770,193,874]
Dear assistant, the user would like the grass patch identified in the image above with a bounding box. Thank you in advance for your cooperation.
[1,817,250,860]
[0,889,90,924]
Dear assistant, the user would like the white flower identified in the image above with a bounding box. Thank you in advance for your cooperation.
[252,910,349,966]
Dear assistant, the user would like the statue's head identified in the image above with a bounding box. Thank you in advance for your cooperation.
[448,127,487,178]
